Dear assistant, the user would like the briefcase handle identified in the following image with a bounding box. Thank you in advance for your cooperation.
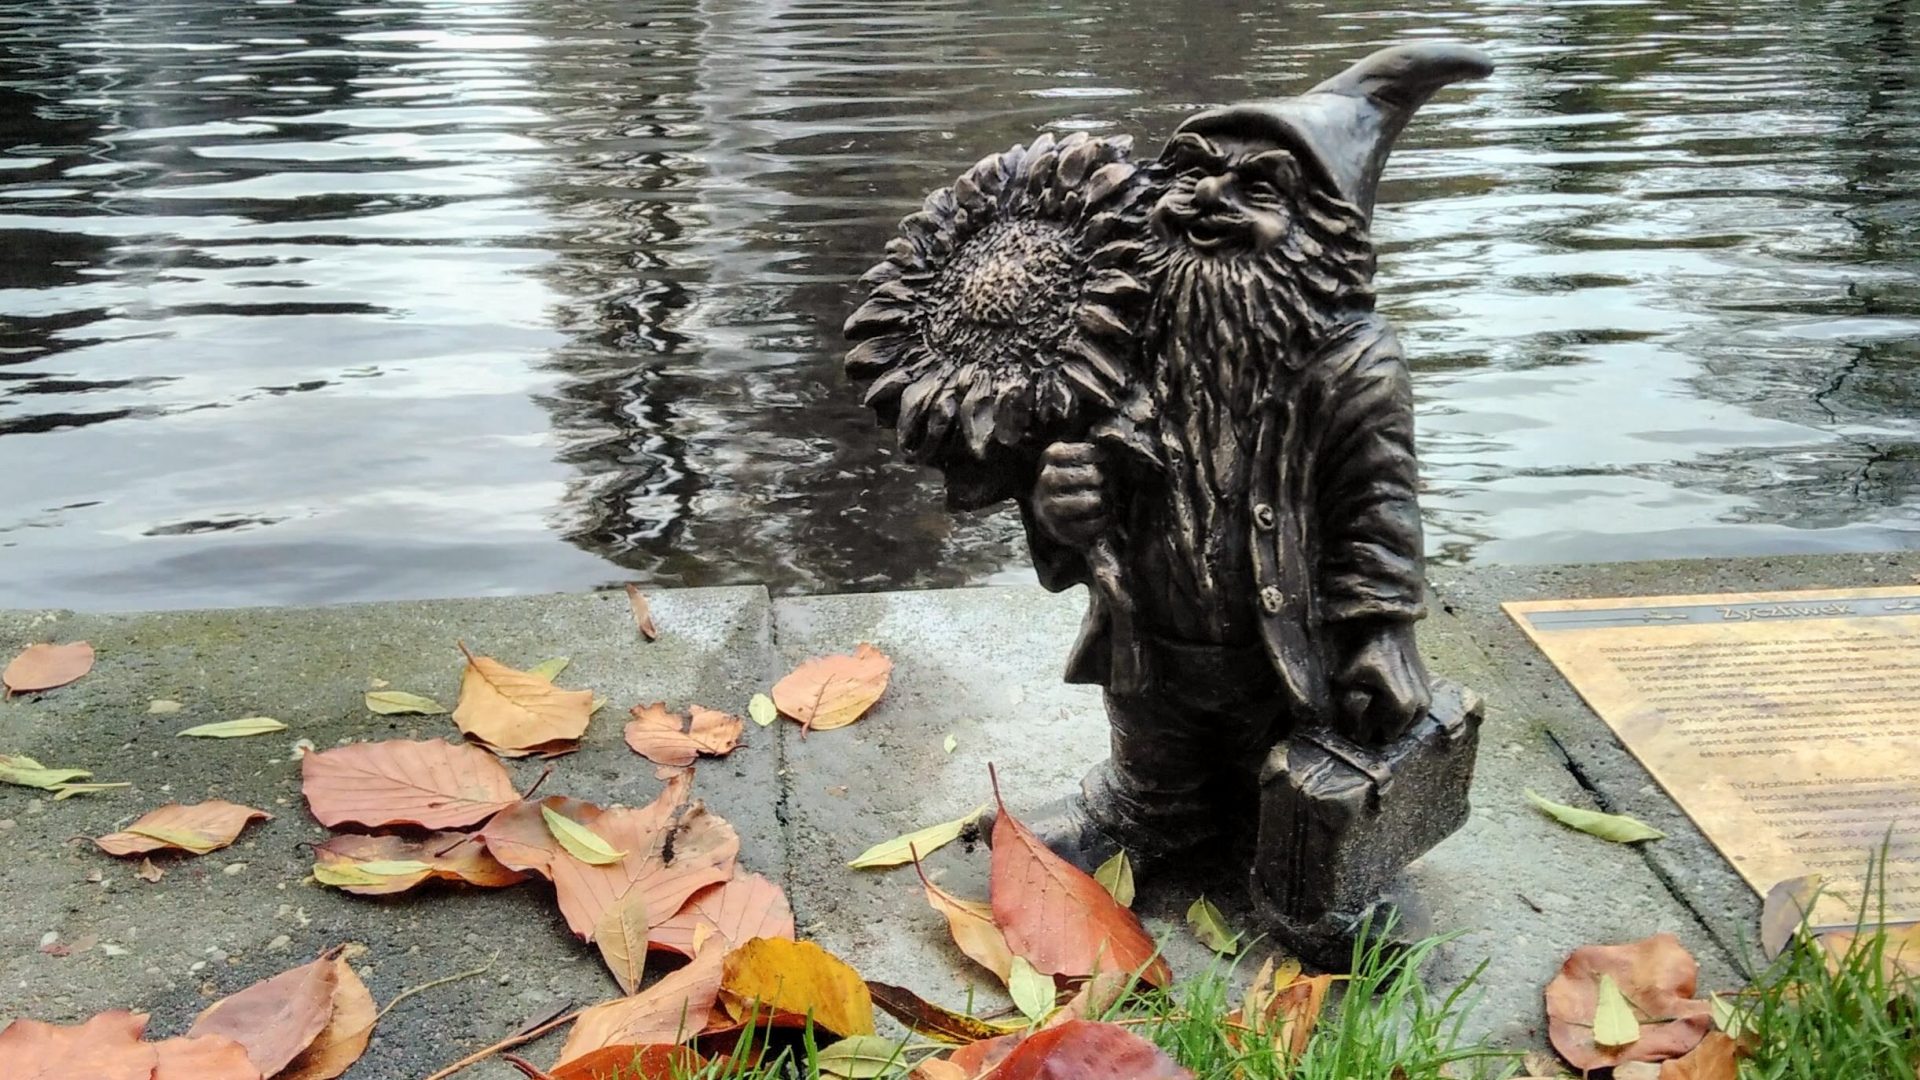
[1298,727,1396,802]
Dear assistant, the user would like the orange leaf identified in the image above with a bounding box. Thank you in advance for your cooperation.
[914,857,1014,983]
[454,646,594,758]
[988,778,1169,987]
[623,704,744,768]
[550,1044,700,1080]
[314,832,526,895]
[278,957,378,1080]
[3,641,94,694]
[913,1060,970,1080]
[1545,933,1712,1071]
[626,584,661,641]
[301,738,519,830]
[557,946,727,1063]
[596,891,650,995]
[719,938,875,1039]
[1269,973,1333,1063]
[948,1034,1022,1076]
[771,643,892,733]
[153,1034,261,1080]
[0,1010,163,1080]
[95,800,271,857]
[650,871,794,958]
[546,776,740,941]
[188,954,340,1077]
[479,795,603,880]
[983,1020,1192,1079]
[1660,1032,1743,1080]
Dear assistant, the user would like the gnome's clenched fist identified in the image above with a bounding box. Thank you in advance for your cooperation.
[1032,442,1110,550]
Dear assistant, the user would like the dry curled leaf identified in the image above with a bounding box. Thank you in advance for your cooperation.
[277,956,378,1080]
[1760,873,1825,960]
[626,584,661,641]
[983,1019,1193,1080]
[772,643,892,733]
[364,690,446,716]
[1658,1031,1743,1079]
[136,858,165,883]
[96,800,271,857]
[557,946,727,1065]
[1545,933,1712,1071]
[650,871,795,958]
[4,641,94,694]
[313,832,525,895]
[454,645,594,757]
[867,982,1024,1045]
[624,703,745,768]
[188,954,340,1077]
[301,738,519,830]
[719,938,875,1040]
[548,1044,702,1080]
[913,856,1014,982]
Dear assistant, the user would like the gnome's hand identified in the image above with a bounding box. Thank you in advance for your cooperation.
[1334,619,1431,746]
[1032,441,1110,550]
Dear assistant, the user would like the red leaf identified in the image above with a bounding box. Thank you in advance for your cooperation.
[188,954,340,1076]
[983,1020,1192,1080]
[948,1035,1022,1076]
[557,947,727,1063]
[549,1044,701,1079]
[650,872,794,958]
[0,1010,160,1080]
[3,641,94,694]
[301,739,519,830]
[1545,933,1712,1071]
[988,775,1169,986]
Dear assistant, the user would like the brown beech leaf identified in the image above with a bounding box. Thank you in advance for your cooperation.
[557,946,727,1064]
[0,1009,162,1080]
[454,645,594,758]
[545,775,740,941]
[623,704,745,768]
[1660,1032,1742,1080]
[550,1044,701,1080]
[626,584,661,641]
[596,890,649,995]
[719,938,875,1039]
[278,957,378,1080]
[1760,874,1825,960]
[989,774,1169,987]
[189,954,340,1077]
[3,641,94,694]
[1268,972,1334,1064]
[772,643,892,733]
[1545,933,1712,1071]
[95,800,271,857]
[983,1020,1192,1079]
[650,871,795,958]
[479,795,603,879]
[868,982,1024,1044]
[313,832,526,895]
[914,855,1014,982]
[153,1034,262,1080]
[302,738,519,830]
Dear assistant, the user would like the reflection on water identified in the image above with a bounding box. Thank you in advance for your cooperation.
[1,0,1916,610]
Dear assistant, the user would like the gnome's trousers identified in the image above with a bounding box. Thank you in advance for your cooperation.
[1082,635,1287,858]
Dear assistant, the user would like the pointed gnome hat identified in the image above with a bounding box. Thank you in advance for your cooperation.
[1169,43,1492,219]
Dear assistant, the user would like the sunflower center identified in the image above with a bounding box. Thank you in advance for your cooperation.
[926,218,1079,359]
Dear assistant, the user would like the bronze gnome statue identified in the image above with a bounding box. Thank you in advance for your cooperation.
[845,43,1493,966]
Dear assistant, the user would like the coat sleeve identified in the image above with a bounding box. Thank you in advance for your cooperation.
[1017,498,1092,594]
[1309,317,1427,624]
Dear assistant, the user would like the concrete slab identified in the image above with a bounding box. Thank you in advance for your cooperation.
[0,587,778,1080]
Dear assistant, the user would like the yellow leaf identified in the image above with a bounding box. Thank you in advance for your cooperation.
[749,693,778,727]
[542,805,627,865]
[0,753,91,790]
[848,805,984,869]
[1709,992,1751,1040]
[1186,896,1238,955]
[1008,955,1056,1024]
[594,890,648,993]
[943,734,957,754]
[1526,790,1664,844]
[178,717,287,738]
[1094,851,1135,908]
[527,657,570,682]
[314,862,392,888]
[817,1035,910,1079]
[364,690,446,716]
[354,860,435,877]
[720,938,875,1038]
[1592,973,1642,1047]
[53,782,128,799]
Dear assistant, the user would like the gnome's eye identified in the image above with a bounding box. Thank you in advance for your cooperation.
[1243,179,1282,204]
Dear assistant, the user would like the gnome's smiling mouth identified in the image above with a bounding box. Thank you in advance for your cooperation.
[1157,201,1251,254]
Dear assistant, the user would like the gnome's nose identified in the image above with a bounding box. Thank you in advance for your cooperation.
[1193,175,1230,210]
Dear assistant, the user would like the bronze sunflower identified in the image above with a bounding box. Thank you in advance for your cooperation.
[844,131,1160,507]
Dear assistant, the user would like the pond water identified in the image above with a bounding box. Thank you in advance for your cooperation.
[2,0,1916,610]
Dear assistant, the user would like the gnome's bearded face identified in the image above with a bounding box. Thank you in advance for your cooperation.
[1150,136,1307,258]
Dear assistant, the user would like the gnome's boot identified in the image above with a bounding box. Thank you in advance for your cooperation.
[984,760,1205,875]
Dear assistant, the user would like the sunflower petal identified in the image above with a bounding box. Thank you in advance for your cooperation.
[844,297,911,340]
[858,260,904,288]
[1090,239,1148,269]
[1059,361,1119,410]
[846,336,906,380]
[952,173,987,215]
[1066,334,1131,387]
[959,371,998,460]
[1056,137,1101,187]
[1024,150,1058,199]
[1085,269,1148,304]
[1083,161,1138,207]
[862,363,917,423]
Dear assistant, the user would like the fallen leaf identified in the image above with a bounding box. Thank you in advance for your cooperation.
[1760,874,1825,960]
[149,699,184,714]
[1545,933,1711,1071]
[0,752,93,791]
[1659,1031,1743,1080]
[720,938,876,1039]
[626,584,661,641]
[651,872,795,958]
[867,982,1024,1044]
[983,1020,1192,1080]
[772,643,892,733]
[944,734,958,754]
[1526,790,1664,844]
[1707,993,1750,1040]
[152,1033,262,1079]
[1593,973,1642,1047]
[189,954,340,1076]
[949,1035,1023,1076]
[1268,972,1333,1063]
[990,775,1169,986]
[547,1045,702,1080]
[3,641,94,694]
[914,856,1014,982]
[624,703,745,768]
[557,946,726,1063]
[96,800,272,857]
[819,1035,912,1079]
[1185,897,1237,955]
[364,690,446,716]
[1093,852,1134,908]
[913,1060,969,1080]
[849,805,985,869]
[0,1010,161,1080]
[136,858,164,883]
[748,694,777,727]
[478,795,603,879]
[313,832,526,895]
[178,717,286,739]
[301,738,519,830]
[596,891,649,995]
[545,804,628,865]
[529,657,571,681]
[455,645,595,757]
[1616,1065,1664,1080]
[52,781,129,799]
[277,957,378,1080]
[1008,956,1057,1024]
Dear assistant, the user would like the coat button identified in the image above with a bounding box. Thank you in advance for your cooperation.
[1260,585,1283,614]
[1253,503,1277,531]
